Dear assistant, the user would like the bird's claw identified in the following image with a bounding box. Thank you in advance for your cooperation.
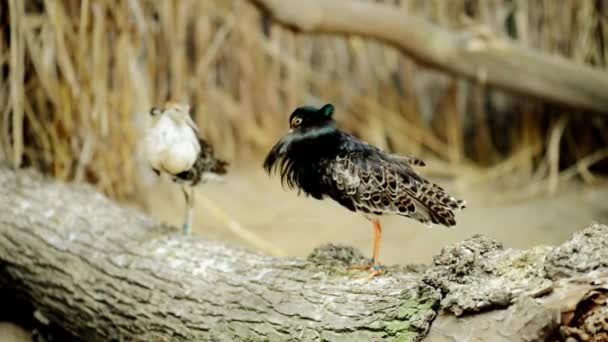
[365,267,382,281]
[348,264,373,271]
[350,262,381,281]
[348,258,374,271]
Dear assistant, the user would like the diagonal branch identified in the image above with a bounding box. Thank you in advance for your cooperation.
[249,0,608,114]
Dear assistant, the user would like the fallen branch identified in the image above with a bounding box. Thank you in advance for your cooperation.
[0,165,607,341]
[249,0,608,113]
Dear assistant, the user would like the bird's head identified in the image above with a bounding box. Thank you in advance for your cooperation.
[148,102,198,132]
[263,103,338,177]
[288,103,335,134]
[160,102,191,122]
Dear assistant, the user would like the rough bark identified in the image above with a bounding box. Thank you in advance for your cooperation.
[248,0,608,114]
[0,166,439,341]
[424,232,608,341]
[0,165,607,341]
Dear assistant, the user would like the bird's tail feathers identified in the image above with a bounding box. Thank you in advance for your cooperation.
[409,195,457,227]
[406,183,465,227]
[210,158,228,175]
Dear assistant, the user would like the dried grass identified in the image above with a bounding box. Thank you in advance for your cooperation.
[1,0,607,201]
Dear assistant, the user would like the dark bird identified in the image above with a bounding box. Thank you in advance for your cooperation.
[263,104,465,279]
[144,102,228,234]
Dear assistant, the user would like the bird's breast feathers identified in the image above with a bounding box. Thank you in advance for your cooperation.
[145,115,201,175]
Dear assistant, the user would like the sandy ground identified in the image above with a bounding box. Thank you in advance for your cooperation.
[140,166,608,265]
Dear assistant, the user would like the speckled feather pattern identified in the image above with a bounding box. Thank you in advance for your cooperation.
[329,139,465,226]
[172,138,228,186]
[264,129,465,227]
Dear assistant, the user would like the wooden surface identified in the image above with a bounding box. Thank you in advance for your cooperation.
[0,165,607,341]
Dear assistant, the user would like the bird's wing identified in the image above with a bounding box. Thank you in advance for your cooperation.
[389,154,426,167]
[329,150,463,227]
[349,138,426,168]
[195,138,229,175]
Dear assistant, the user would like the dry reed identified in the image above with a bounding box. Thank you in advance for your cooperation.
[1,0,607,201]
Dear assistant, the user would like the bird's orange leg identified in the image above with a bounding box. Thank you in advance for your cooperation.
[349,219,383,279]
[367,219,382,280]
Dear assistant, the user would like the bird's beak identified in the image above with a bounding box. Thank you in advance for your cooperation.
[185,115,200,133]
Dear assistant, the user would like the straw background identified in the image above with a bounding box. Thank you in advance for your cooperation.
[2,0,607,201]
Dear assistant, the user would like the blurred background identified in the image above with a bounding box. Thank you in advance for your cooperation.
[2,0,608,264]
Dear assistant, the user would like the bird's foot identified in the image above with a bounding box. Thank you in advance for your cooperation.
[348,258,374,271]
[349,260,382,280]
[182,222,191,235]
[351,264,382,281]
[365,265,382,280]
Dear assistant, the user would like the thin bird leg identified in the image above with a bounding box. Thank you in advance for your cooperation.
[348,218,381,272]
[189,186,195,230]
[182,186,194,235]
[366,219,382,280]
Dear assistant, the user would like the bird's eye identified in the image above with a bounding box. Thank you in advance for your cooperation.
[291,117,303,127]
[150,107,162,116]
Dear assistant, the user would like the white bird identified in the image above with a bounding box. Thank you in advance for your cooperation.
[144,102,228,234]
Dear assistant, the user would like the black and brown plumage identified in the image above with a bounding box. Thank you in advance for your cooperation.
[263,104,465,279]
[144,102,228,234]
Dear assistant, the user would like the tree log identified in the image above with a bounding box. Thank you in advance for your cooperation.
[248,0,608,114]
[0,165,607,341]
[0,166,439,341]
